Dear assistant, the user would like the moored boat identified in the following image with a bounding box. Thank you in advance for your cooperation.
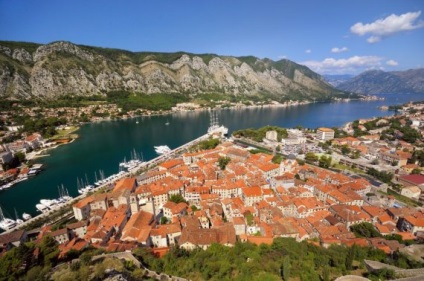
[154,145,171,155]
[35,204,48,212]
[22,213,32,221]
[0,207,16,231]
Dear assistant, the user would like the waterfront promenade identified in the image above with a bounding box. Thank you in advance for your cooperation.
[4,133,212,234]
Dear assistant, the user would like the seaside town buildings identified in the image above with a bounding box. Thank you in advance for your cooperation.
[38,132,423,257]
[2,101,424,259]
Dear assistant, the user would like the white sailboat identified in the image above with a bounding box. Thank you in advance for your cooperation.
[0,207,16,231]
[14,209,24,225]
[207,110,228,136]
[119,149,144,170]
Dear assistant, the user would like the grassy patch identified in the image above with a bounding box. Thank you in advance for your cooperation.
[332,163,365,174]
[50,126,79,140]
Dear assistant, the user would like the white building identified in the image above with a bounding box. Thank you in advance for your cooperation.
[316,128,335,141]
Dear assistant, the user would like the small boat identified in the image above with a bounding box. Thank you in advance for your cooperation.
[165,119,170,126]
[14,209,24,225]
[0,182,13,190]
[154,145,171,155]
[13,176,28,184]
[35,204,48,212]
[22,213,32,221]
[136,120,139,124]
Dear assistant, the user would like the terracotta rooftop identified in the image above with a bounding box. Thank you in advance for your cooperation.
[113,177,137,192]
[399,174,424,185]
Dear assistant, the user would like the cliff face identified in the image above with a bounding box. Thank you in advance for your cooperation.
[0,41,343,100]
[337,69,424,95]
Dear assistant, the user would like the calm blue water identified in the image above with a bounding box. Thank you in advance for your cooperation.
[0,93,423,219]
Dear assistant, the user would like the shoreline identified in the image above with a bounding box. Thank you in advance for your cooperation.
[83,97,374,125]
[35,97,392,161]
[26,138,77,161]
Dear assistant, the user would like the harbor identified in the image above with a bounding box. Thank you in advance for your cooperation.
[1,92,423,229]
[1,131,213,233]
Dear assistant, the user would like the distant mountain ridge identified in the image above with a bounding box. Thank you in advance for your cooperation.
[0,40,347,101]
[323,74,354,87]
[337,69,424,94]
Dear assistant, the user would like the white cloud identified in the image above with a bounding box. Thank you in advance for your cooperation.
[278,55,287,59]
[331,47,349,53]
[386,59,398,66]
[351,11,424,43]
[367,36,381,43]
[302,55,384,74]
[305,49,312,54]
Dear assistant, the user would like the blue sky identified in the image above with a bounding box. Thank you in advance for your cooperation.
[0,0,423,75]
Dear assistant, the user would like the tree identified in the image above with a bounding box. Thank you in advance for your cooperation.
[272,155,282,164]
[281,256,290,281]
[246,213,254,226]
[411,168,422,175]
[322,265,330,281]
[341,145,351,155]
[190,205,199,212]
[305,152,318,162]
[370,159,379,165]
[198,138,220,150]
[15,151,26,163]
[161,217,169,224]
[367,168,393,183]
[319,155,332,168]
[351,150,360,159]
[39,235,59,266]
[218,156,231,170]
[169,194,187,204]
[350,222,381,238]
[345,245,355,270]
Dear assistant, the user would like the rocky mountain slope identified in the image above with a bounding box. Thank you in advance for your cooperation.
[0,41,346,101]
[337,69,424,95]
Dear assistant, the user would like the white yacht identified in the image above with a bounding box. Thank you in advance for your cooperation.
[35,204,48,212]
[39,199,59,209]
[0,207,16,231]
[154,145,171,155]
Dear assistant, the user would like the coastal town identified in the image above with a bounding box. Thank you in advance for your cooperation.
[1,101,424,279]
[0,99,345,189]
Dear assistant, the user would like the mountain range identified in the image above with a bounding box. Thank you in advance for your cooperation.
[323,74,354,87]
[0,41,347,101]
[336,69,424,95]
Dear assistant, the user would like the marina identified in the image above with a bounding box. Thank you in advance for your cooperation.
[1,131,214,233]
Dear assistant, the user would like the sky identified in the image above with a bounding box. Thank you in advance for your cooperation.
[0,0,423,75]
